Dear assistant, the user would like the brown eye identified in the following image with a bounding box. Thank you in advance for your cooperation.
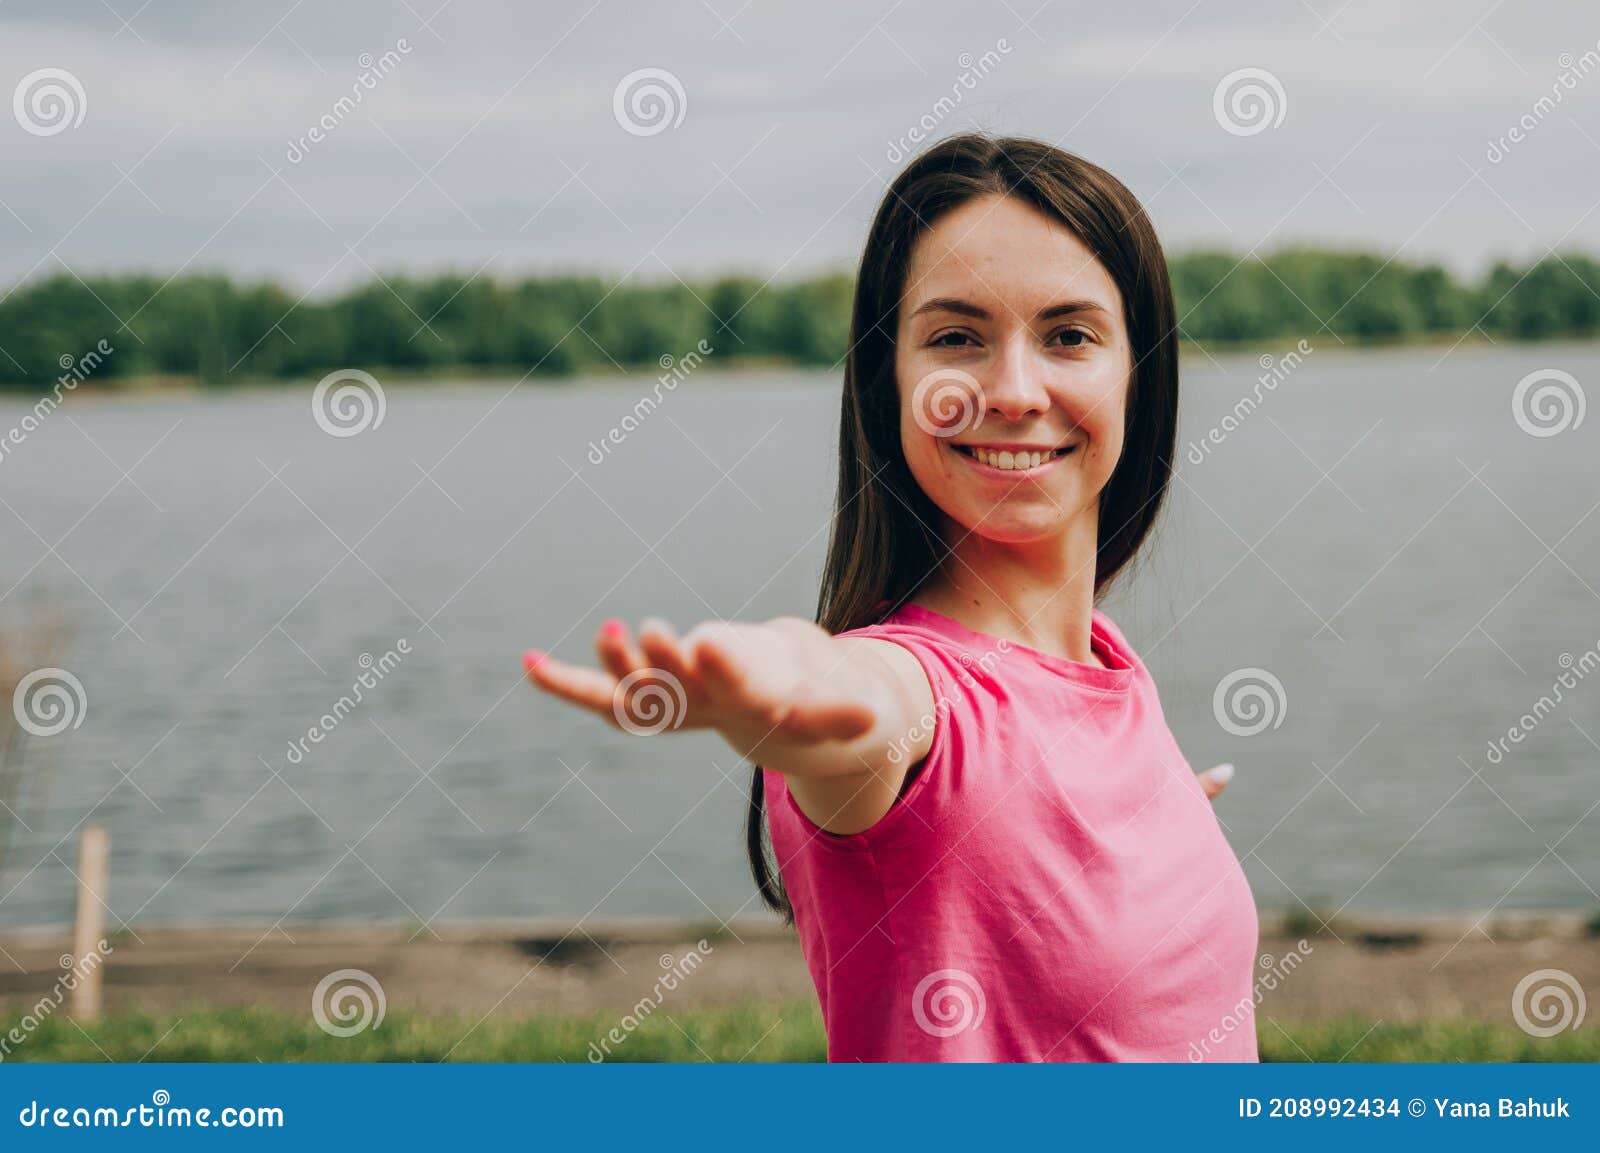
[929,330,973,348]
[1050,328,1091,348]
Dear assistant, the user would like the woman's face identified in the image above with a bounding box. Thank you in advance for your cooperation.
[895,193,1132,546]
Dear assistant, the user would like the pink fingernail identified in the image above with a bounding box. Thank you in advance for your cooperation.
[522,650,547,674]
[600,619,625,638]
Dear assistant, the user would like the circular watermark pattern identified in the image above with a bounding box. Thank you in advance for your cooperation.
[612,68,686,137]
[311,369,386,438]
[1511,368,1585,438]
[613,668,688,735]
[1212,68,1287,137]
[910,367,986,438]
[13,68,87,137]
[1212,667,1286,736]
[151,1090,171,1107]
[312,968,387,1037]
[911,968,986,1038]
[1511,968,1586,1037]
[13,667,87,737]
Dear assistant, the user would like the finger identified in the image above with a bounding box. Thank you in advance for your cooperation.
[595,618,647,683]
[523,650,620,721]
[688,626,754,705]
[692,626,793,729]
[1197,762,1234,801]
[637,618,693,689]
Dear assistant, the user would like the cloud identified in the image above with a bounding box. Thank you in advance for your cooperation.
[2,0,1597,288]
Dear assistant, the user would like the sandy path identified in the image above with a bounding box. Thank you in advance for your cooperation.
[1,914,1595,1028]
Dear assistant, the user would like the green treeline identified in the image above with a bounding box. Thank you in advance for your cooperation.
[4,248,1598,389]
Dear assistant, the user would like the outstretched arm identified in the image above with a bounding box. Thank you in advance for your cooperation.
[522,616,936,833]
[523,615,1235,828]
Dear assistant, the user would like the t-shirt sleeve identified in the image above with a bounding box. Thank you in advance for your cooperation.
[829,621,993,843]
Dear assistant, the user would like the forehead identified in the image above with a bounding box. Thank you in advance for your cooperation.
[901,193,1121,319]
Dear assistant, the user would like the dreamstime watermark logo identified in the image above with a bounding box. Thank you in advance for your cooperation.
[1511,968,1586,1037]
[587,940,714,1061]
[1212,68,1287,136]
[911,367,985,438]
[311,968,386,1037]
[612,68,686,136]
[16,1090,283,1130]
[884,37,1014,164]
[1483,641,1599,766]
[1511,368,1585,437]
[0,339,113,466]
[12,668,87,738]
[1487,43,1600,164]
[311,368,387,437]
[587,339,712,464]
[286,38,415,164]
[888,637,1012,765]
[1212,667,1286,736]
[912,968,985,1038]
[0,940,114,1061]
[284,641,410,765]
[13,68,87,136]
[1189,939,1314,1061]
[613,668,688,735]
[1187,339,1314,465]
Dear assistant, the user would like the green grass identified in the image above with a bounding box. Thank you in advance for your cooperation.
[1256,1018,1600,1062]
[2,1004,1596,1062]
[0,1004,828,1063]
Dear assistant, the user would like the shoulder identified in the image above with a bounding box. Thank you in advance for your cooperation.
[834,612,1012,766]
[1090,607,1150,678]
[840,606,1008,698]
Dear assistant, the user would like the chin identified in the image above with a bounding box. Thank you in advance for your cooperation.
[943,504,1072,545]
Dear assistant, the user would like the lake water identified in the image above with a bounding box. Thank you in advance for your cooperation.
[1,341,1597,928]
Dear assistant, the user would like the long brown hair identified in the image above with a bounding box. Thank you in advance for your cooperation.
[746,133,1181,919]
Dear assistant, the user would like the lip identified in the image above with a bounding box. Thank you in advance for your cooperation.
[946,440,1078,478]
[956,442,1069,452]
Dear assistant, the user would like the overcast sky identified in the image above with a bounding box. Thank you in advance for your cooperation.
[3,0,1599,293]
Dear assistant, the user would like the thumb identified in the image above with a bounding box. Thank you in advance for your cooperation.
[1197,762,1234,801]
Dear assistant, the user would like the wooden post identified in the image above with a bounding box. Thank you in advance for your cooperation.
[69,824,109,1021]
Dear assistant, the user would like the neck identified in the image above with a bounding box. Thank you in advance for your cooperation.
[914,510,1102,665]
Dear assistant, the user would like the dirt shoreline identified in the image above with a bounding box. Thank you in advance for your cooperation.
[2,913,1596,1027]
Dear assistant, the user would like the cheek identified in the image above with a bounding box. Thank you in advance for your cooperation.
[1082,418,1124,482]
[898,409,979,525]
[899,411,948,488]
[1071,363,1132,478]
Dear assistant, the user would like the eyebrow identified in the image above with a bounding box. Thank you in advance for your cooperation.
[908,296,1112,323]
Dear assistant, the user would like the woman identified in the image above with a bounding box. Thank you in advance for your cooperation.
[524,134,1258,1062]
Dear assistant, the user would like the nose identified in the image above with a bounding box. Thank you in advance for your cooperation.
[982,338,1050,423]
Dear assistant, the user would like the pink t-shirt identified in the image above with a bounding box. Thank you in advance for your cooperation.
[764,603,1260,1062]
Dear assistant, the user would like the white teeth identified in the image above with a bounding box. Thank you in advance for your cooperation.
[968,447,1058,471]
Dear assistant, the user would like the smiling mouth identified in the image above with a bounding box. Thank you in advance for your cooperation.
[950,443,1077,473]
